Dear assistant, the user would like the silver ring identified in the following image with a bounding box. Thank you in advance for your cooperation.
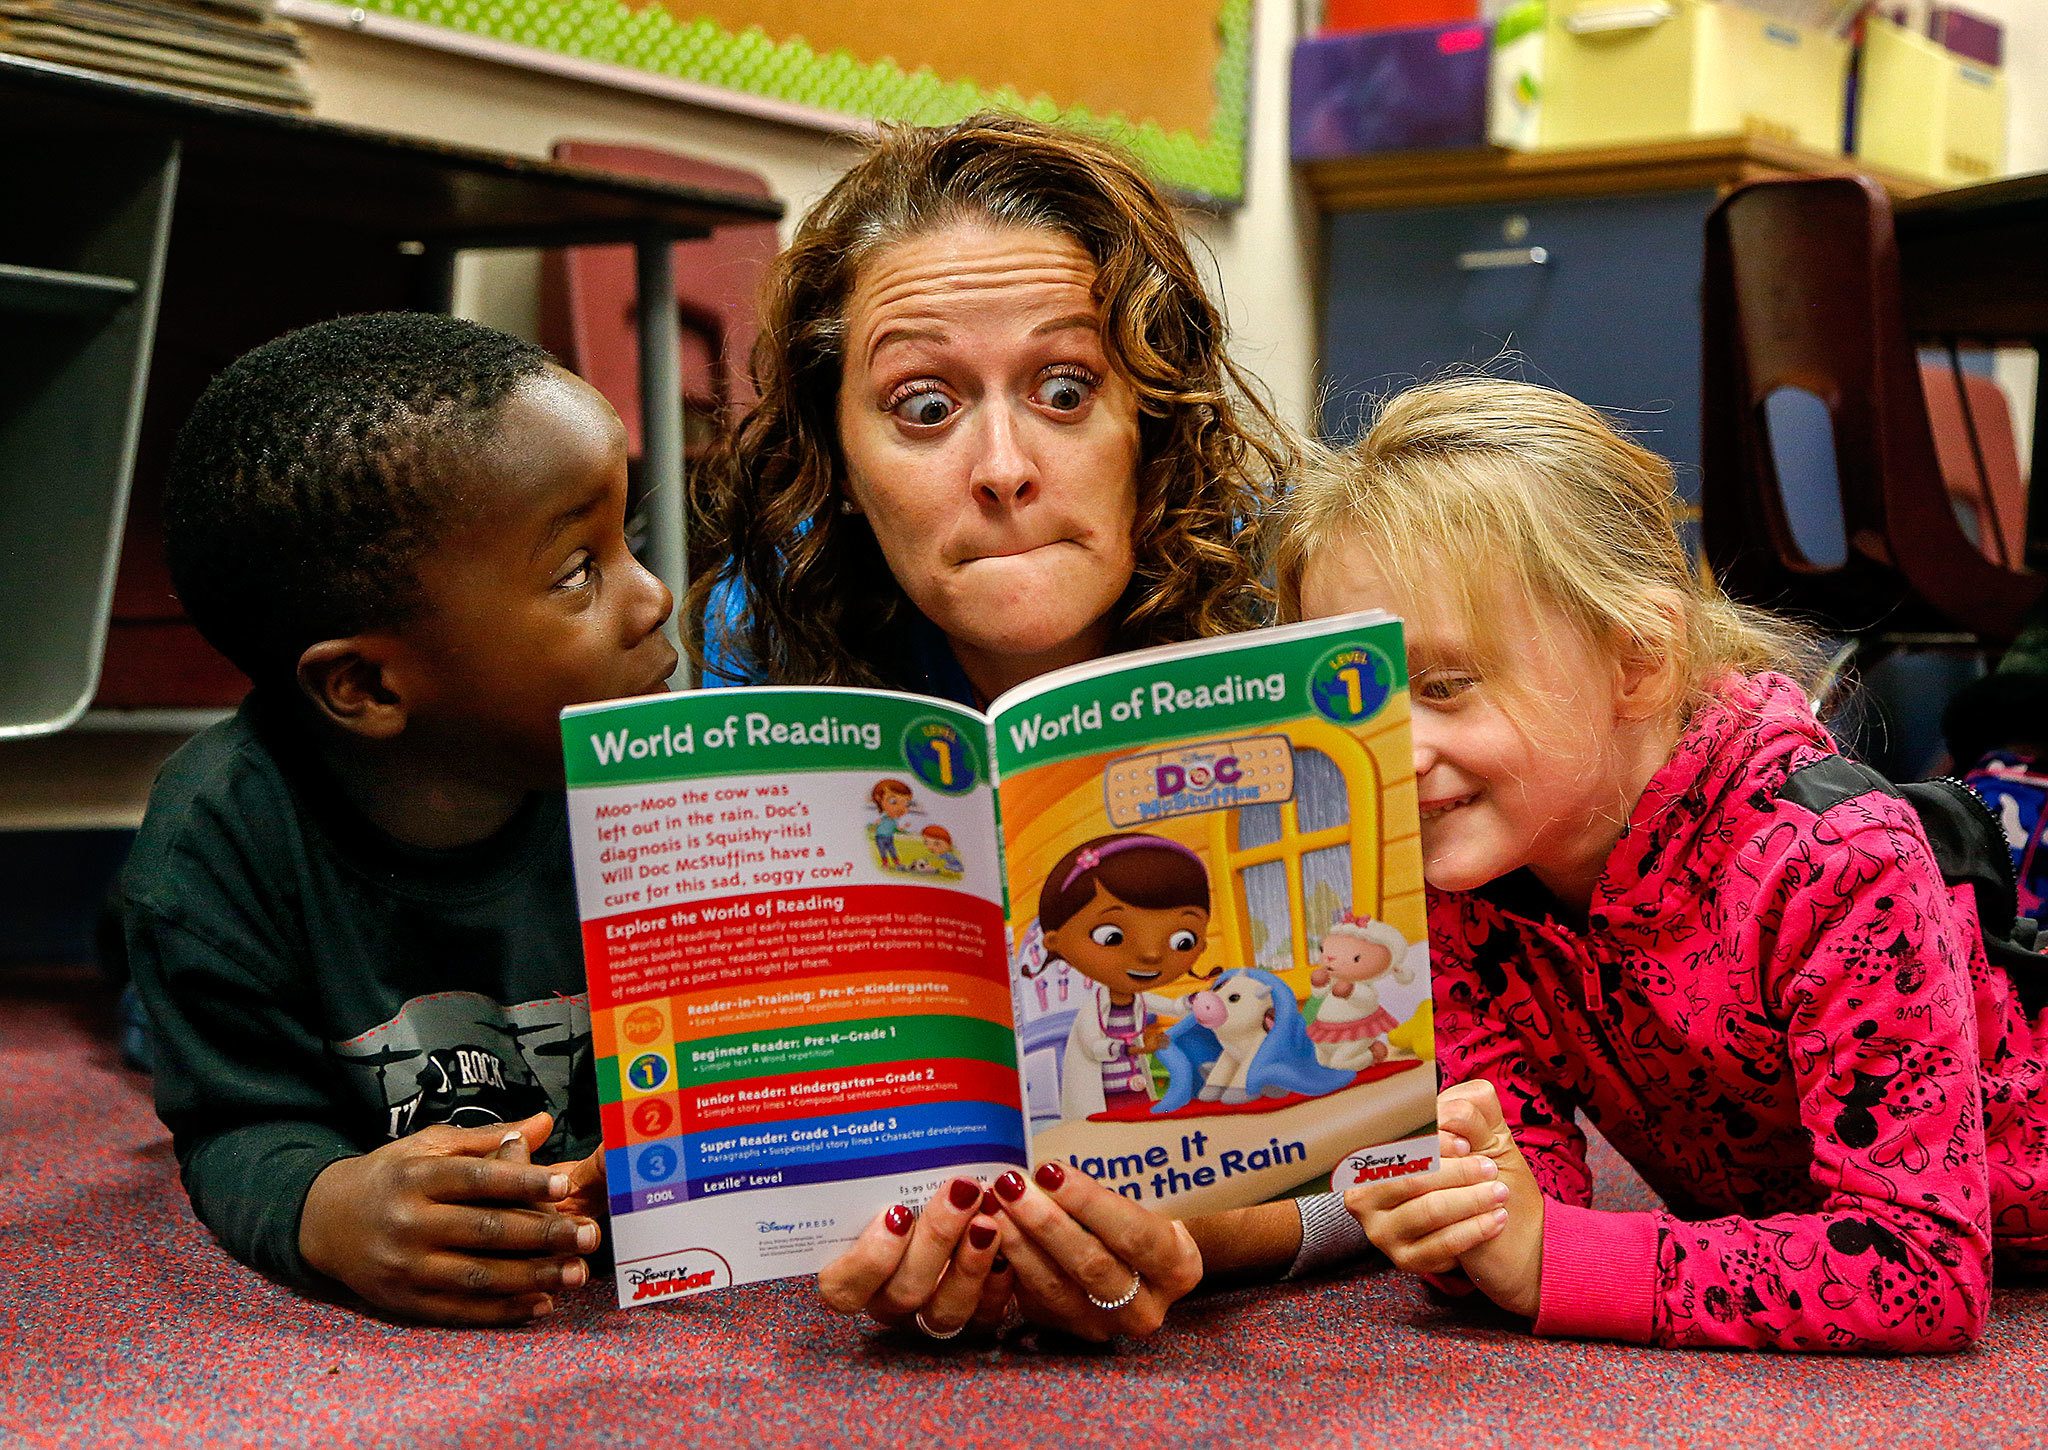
[913,1310,966,1341]
[1085,1269,1142,1312]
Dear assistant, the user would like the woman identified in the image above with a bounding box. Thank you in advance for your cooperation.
[688,114,1356,1342]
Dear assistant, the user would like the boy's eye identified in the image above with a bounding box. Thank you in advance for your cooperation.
[1032,367,1098,414]
[1168,929,1199,952]
[555,553,597,590]
[886,383,956,428]
[1089,924,1125,947]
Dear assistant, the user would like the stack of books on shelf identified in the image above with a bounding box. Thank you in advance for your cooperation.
[0,0,312,109]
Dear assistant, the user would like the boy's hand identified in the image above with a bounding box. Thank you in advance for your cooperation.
[298,1112,600,1326]
[1432,1080,1546,1319]
[540,1147,608,1223]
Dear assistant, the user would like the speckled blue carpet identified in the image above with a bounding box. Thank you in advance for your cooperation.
[6,963,2047,1449]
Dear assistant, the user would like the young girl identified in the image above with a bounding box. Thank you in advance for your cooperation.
[1036,833,1210,1118]
[1275,377,2048,1353]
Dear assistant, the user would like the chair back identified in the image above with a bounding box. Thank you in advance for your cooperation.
[1702,174,2041,643]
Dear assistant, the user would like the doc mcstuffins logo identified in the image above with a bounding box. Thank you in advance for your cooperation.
[1103,734,1296,826]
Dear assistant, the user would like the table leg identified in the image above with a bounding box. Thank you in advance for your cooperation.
[635,230,689,688]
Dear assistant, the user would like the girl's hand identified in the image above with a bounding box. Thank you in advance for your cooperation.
[990,1161,1203,1342]
[816,1177,1012,1340]
[1345,1127,1511,1276]
[1433,1079,1546,1319]
[540,1146,608,1223]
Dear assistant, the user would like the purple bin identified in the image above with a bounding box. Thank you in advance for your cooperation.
[1290,23,1492,162]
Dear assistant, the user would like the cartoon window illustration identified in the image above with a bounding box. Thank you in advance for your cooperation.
[1217,742,1382,977]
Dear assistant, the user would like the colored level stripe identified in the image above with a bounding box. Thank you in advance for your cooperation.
[670,969,1011,1041]
[679,1057,1020,1132]
[682,1098,1028,1186]
[664,1013,1019,1093]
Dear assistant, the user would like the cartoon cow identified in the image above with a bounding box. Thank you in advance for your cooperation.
[1151,968,1353,1113]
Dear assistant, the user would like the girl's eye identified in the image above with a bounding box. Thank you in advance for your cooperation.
[1032,367,1098,414]
[1089,924,1125,947]
[1416,671,1476,704]
[556,553,596,590]
[886,385,956,428]
[1168,929,1199,952]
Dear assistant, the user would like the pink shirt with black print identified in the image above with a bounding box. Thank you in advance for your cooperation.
[1431,672,2048,1352]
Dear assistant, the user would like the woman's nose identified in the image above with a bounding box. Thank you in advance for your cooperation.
[968,402,1038,508]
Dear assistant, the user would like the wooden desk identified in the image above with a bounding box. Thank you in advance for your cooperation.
[0,55,781,734]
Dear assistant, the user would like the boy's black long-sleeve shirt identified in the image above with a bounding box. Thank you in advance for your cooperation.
[122,693,596,1292]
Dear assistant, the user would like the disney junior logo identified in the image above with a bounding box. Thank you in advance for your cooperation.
[625,1248,732,1302]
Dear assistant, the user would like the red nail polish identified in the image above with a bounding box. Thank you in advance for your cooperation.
[968,1222,997,1251]
[991,1254,1010,1275]
[1034,1161,1066,1192]
[994,1170,1026,1202]
[948,1177,980,1211]
[979,1189,1001,1217]
[885,1204,914,1236]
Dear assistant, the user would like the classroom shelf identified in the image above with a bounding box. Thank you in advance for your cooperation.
[0,261,138,317]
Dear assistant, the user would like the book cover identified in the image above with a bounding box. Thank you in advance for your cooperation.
[560,611,1437,1306]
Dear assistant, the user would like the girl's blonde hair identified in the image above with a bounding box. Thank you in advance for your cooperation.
[1274,377,1826,725]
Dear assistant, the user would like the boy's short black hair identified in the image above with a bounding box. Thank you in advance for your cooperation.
[165,312,555,692]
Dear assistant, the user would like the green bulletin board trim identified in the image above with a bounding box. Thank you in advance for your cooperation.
[357,0,1252,201]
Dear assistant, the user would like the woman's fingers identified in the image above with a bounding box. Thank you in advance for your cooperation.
[992,1163,1200,1339]
[869,1178,992,1321]
[968,1250,1014,1333]
[816,1202,918,1316]
[909,1213,1003,1338]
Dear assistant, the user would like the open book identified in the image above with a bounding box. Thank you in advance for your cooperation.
[561,611,1438,1306]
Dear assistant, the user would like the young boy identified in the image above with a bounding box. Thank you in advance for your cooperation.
[122,313,679,1326]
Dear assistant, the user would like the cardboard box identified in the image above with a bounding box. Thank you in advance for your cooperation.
[1321,0,1482,32]
[1290,23,1494,159]
[1536,0,1849,152]
[1855,15,2006,184]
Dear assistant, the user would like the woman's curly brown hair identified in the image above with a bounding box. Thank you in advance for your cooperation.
[686,112,1297,689]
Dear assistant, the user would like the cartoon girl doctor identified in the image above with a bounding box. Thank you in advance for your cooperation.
[1037,833,1211,1119]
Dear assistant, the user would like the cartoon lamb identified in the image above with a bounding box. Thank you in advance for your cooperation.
[1150,968,1352,1113]
[1306,913,1426,1072]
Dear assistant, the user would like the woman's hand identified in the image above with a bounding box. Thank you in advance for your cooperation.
[816,1176,1012,1341]
[990,1161,1203,1342]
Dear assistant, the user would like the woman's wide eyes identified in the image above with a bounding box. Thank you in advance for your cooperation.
[1032,370,1097,412]
[1090,924,1125,947]
[888,387,956,427]
[1168,929,1199,952]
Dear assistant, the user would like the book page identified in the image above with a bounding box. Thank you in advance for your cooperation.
[992,613,1438,1217]
[560,687,1024,1305]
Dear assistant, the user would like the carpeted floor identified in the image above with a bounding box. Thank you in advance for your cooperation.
[7,962,2048,1450]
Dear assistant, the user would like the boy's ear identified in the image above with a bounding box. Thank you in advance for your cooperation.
[296,636,410,741]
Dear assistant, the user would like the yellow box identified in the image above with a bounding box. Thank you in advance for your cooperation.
[1538,0,1849,152]
[1854,17,2006,186]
